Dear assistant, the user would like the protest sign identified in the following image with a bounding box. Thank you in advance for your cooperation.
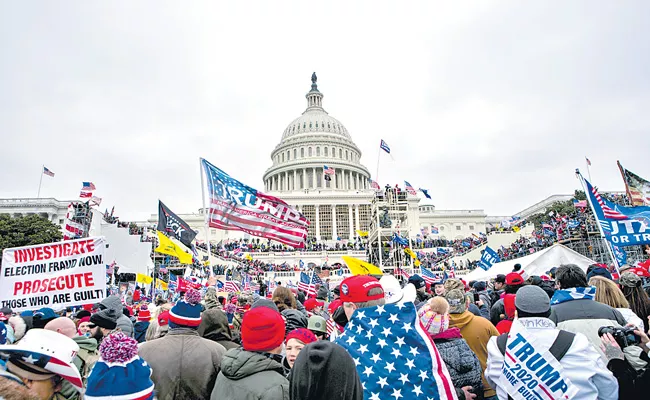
[478,246,500,271]
[1,237,107,312]
[500,320,579,400]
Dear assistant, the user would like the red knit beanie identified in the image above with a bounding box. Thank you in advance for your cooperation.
[285,328,317,345]
[241,307,285,352]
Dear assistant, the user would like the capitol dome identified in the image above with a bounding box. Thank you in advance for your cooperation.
[263,73,371,193]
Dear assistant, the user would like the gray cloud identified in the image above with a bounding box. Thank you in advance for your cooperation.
[1,1,648,220]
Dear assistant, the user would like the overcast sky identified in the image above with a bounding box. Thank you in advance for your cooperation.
[2,1,649,221]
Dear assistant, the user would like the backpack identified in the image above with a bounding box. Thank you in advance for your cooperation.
[76,346,100,382]
[496,330,575,400]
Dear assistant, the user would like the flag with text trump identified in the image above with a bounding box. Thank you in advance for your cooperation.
[335,302,457,400]
[201,158,310,248]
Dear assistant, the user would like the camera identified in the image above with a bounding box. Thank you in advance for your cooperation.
[598,326,641,348]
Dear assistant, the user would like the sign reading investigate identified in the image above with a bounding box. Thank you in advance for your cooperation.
[1,237,107,312]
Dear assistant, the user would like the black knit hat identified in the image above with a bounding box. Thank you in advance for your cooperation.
[90,309,118,330]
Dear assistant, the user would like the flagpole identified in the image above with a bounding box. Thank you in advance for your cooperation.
[576,170,619,268]
[37,165,44,198]
[199,158,213,276]
[375,143,381,183]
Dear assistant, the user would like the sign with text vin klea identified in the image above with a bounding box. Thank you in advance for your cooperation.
[1,237,107,312]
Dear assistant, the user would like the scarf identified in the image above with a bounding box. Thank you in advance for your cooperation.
[550,286,596,305]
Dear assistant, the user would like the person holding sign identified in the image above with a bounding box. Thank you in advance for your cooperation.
[486,285,618,400]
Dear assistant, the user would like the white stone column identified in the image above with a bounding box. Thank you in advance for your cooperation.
[315,205,321,240]
[331,205,337,240]
[332,169,337,190]
[355,204,360,231]
[293,170,297,191]
[348,205,354,239]
[285,171,289,191]
[302,169,306,189]
[312,168,316,188]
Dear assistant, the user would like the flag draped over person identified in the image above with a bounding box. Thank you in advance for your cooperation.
[336,302,458,400]
[201,158,309,248]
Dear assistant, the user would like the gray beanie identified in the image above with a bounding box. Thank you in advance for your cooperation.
[515,285,550,314]
[250,298,279,313]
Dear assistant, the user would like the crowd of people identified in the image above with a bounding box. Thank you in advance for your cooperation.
[3,260,650,399]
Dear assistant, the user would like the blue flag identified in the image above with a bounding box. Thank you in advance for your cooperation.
[478,246,501,271]
[419,188,432,199]
[392,233,409,246]
[583,174,650,247]
[567,220,580,229]
[335,302,457,400]
[612,245,627,266]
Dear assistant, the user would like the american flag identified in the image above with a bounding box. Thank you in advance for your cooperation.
[81,181,96,191]
[396,267,411,279]
[618,161,650,206]
[585,157,592,166]
[379,139,391,154]
[326,318,338,336]
[43,166,55,177]
[370,179,381,191]
[201,158,309,248]
[298,271,320,296]
[420,266,441,285]
[266,280,276,298]
[169,274,178,292]
[447,264,456,278]
[90,196,102,207]
[323,165,335,176]
[404,181,417,196]
[79,191,92,198]
[335,302,457,400]
[587,179,627,220]
[225,279,240,293]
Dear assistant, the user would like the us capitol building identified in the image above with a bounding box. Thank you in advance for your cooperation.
[0,74,492,250]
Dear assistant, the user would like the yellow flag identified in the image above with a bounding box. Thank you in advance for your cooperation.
[342,256,383,276]
[355,230,369,237]
[513,226,520,232]
[414,259,421,267]
[156,279,168,291]
[404,247,417,259]
[155,231,193,264]
[136,273,153,285]
[245,253,253,261]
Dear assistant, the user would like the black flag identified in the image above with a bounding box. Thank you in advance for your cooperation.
[157,201,197,248]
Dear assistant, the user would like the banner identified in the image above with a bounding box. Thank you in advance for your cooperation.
[500,319,579,400]
[582,175,650,247]
[201,158,309,248]
[0,237,107,312]
[158,201,198,247]
[478,246,500,271]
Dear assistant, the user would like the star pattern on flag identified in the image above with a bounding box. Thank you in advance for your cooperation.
[335,302,456,399]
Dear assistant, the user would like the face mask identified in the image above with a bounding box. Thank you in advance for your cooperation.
[332,306,348,327]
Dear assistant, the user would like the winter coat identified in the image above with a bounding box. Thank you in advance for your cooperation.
[550,297,627,363]
[476,289,492,311]
[486,317,619,400]
[607,352,650,398]
[134,321,149,343]
[139,327,226,400]
[432,328,483,397]
[211,348,289,400]
[58,335,99,400]
[616,307,644,330]
[489,298,505,326]
[100,295,134,337]
[281,309,308,334]
[449,310,499,398]
[198,308,240,350]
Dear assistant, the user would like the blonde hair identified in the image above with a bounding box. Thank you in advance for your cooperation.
[589,276,629,308]
[428,296,450,314]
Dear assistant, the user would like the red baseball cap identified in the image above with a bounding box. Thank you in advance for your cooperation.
[340,275,384,303]
[628,267,650,278]
[304,298,325,312]
[505,272,524,286]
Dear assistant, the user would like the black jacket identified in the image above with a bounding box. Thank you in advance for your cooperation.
[607,351,650,398]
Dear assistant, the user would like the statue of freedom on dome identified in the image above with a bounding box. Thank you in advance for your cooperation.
[311,72,317,84]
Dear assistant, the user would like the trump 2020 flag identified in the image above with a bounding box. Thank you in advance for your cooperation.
[201,158,309,248]
[158,200,198,248]
[478,246,500,271]
[336,302,457,400]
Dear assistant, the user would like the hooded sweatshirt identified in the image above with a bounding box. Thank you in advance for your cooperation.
[211,348,289,400]
[198,308,239,350]
[281,309,308,335]
[100,295,133,337]
[134,321,150,343]
[203,287,222,310]
[289,341,363,400]
[449,310,499,398]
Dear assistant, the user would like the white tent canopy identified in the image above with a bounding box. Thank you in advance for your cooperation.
[464,244,597,281]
